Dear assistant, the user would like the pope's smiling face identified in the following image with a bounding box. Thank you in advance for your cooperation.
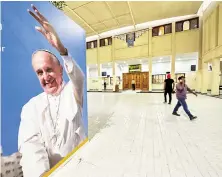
[32,51,63,95]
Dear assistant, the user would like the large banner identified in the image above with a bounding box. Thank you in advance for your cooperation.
[1,2,88,177]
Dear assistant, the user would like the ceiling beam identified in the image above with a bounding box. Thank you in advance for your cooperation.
[127,1,136,30]
[64,5,100,37]
[70,2,93,11]
[104,2,120,27]
[82,13,129,27]
[84,5,108,29]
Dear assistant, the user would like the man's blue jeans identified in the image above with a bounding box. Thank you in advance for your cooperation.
[173,98,193,117]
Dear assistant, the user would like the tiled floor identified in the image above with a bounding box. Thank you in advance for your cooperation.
[51,93,222,177]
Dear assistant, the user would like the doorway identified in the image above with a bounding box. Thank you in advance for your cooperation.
[122,72,149,90]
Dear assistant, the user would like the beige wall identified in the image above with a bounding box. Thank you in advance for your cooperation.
[175,29,199,53]
[86,13,222,92]
[98,46,112,63]
[114,31,149,60]
[202,2,222,62]
[86,48,97,64]
[152,34,172,56]
[219,4,222,46]
[199,2,222,95]
[115,45,149,60]
[86,28,200,65]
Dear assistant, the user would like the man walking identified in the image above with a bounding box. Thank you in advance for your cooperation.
[163,74,174,104]
[104,81,107,91]
[172,76,197,120]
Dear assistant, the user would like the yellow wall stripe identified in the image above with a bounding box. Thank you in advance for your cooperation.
[44,138,89,177]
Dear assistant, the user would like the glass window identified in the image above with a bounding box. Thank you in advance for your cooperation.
[108,38,112,45]
[93,41,97,48]
[91,42,94,48]
[183,21,190,31]
[152,27,159,37]
[100,37,112,47]
[158,26,164,36]
[100,39,105,47]
[176,21,183,32]
[176,17,199,32]
[190,18,198,29]
[86,40,97,49]
[164,24,172,34]
[105,39,108,46]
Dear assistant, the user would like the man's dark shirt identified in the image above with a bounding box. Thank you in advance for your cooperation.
[164,78,174,92]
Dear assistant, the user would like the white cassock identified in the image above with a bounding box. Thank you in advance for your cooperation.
[18,53,86,177]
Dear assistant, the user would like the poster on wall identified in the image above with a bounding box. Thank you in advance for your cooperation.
[126,32,135,47]
[1,2,88,177]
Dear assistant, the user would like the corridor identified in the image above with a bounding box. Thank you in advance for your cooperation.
[51,93,222,177]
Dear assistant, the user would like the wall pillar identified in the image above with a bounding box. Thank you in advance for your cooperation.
[171,22,176,80]
[96,39,102,91]
[196,13,203,92]
[211,58,220,95]
[201,62,208,93]
[148,58,152,91]
[112,61,116,91]
[148,28,152,91]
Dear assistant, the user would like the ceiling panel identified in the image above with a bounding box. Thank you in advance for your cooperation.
[81,25,94,34]
[84,2,113,21]
[65,1,91,10]
[91,23,107,32]
[58,1,203,36]
[132,2,202,24]
[64,10,85,26]
[74,6,99,25]
[116,14,133,26]
[86,32,97,37]
[102,19,118,28]
[106,2,130,17]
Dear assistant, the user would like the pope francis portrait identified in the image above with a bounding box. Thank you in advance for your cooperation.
[18,4,86,177]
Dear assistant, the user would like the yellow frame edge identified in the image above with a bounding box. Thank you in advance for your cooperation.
[43,138,89,177]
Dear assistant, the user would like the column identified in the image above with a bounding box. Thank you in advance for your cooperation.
[97,39,102,91]
[112,61,116,92]
[197,14,203,92]
[171,22,176,81]
[112,36,117,92]
[201,62,208,94]
[211,58,220,95]
[148,28,152,91]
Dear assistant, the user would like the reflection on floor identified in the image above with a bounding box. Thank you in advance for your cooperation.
[51,93,222,177]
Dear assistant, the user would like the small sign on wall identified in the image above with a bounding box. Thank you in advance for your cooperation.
[129,64,141,73]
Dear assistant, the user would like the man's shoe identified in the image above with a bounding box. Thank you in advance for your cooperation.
[190,116,197,120]
[172,112,180,116]
[168,102,171,104]
[163,101,167,104]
